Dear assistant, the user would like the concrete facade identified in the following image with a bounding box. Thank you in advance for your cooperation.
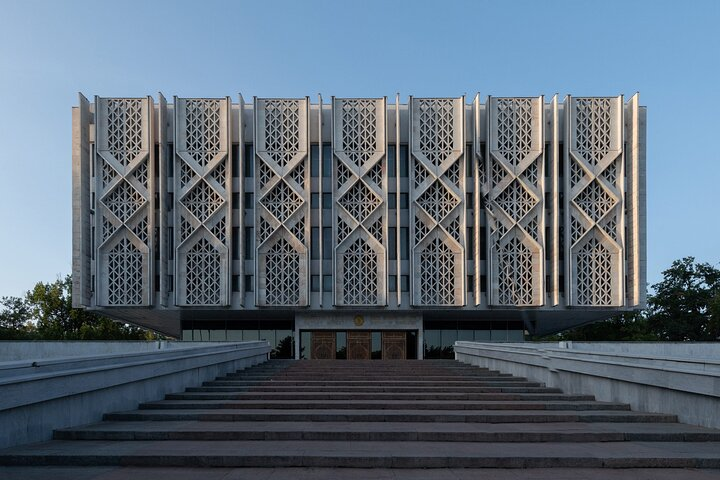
[71,94,647,344]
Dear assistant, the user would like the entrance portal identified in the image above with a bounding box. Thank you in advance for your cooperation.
[347,331,372,359]
[306,330,415,360]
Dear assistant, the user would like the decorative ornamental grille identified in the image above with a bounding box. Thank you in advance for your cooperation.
[255,98,309,306]
[410,98,465,306]
[333,98,387,306]
[95,97,152,306]
[484,97,544,306]
[175,98,230,306]
[568,97,624,306]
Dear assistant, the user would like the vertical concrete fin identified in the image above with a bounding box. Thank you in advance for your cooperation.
[626,93,646,308]
[158,93,168,307]
[72,93,92,308]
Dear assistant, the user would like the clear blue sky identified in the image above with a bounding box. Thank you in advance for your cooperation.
[0,0,718,298]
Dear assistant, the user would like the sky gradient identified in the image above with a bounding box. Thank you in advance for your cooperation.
[0,0,718,298]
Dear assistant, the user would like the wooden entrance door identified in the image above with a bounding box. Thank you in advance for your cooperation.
[310,331,335,359]
[347,331,372,360]
[382,331,406,360]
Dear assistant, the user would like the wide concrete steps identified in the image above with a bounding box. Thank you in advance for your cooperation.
[167,391,596,401]
[54,420,720,442]
[137,399,631,411]
[3,440,720,468]
[2,358,720,474]
[102,408,678,423]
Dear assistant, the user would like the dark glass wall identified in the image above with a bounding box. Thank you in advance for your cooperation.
[423,320,525,359]
[181,319,294,359]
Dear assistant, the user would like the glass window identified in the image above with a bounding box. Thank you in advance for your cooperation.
[244,227,253,260]
[474,329,491,341]
[389,275,397,292]
[311,275,320,292]
[387,146,396,178]
[244,275,254,292]
[311,227,320,260]
[232,144,240,178]
[232,275,240,292]
[457,330,473,342]
[259,329,275,346]
[244,144,254,177]
[388,193,396,210]
[300,331,311,359]
[232,228,239,260]
[227,330,243,341]
[466,144,473,177]
[243,330,259,341]
[322,193,332,209]
[399,193,409,209]
[336,332,347,359]
[244,192,253,206]
[310,144,320,177]
[322,143,332,178]
[406,331,418,360]
[400,275,409,292]
[400,228,409,260]
[311,193,319,209]
[322,228,332,260]
[424,330,441,359]
[388,227,397,260]
[508,330,525,342]
[372,332,382,359]
[399,145,409,177]
[322,275,333,292]
[273,331,293,359]
[466,228,474,260]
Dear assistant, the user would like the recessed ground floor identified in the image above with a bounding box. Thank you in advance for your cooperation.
[180,313,525,359]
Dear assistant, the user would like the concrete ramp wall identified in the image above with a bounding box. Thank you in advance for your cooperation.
[455,341,720,429]
[0,341,270,449]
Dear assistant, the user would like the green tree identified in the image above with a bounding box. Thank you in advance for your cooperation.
[646,257,720,341]
[0,275,158,340]
[0,296,34,339]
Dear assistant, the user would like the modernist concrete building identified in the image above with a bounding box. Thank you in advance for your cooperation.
[72,94,646,359]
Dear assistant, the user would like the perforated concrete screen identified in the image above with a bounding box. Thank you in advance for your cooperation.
[72,94,646,340]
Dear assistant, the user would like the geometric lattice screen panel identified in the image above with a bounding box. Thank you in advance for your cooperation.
[566,96,624,306]
[255,98,309,306]
[410,97,465,306]
[484,97,545,306]
[333,98,387,306]
[174,97,231,306]
[95,97,153,306]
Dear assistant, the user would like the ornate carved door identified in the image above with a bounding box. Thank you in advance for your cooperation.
[311,331,335,359]
[347,331,371,360]
[382,331,406,360]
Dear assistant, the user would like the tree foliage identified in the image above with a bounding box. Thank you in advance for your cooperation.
[0,275,158,340]
[646,257,720,341]
[537,257,720,342]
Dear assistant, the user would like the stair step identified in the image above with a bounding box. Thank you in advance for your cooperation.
[139,400,630,411]
[203,380,546,387]
[167,392,596,401]
[3,440,719,468]
[187,385,562,393]
[103,409,678,423]
[54,421,720,442]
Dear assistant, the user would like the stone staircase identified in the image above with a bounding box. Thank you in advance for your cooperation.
[1,359,720,478]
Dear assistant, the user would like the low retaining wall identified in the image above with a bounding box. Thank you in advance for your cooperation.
[454,341,720,429]
[0,341,270,449]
